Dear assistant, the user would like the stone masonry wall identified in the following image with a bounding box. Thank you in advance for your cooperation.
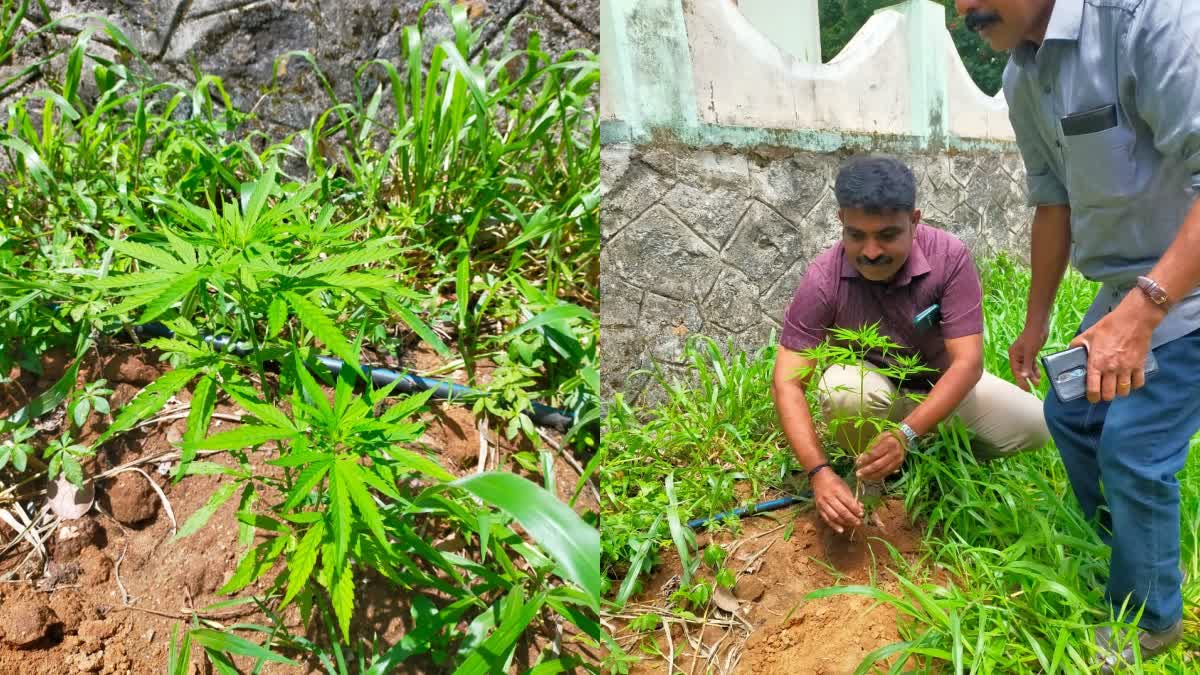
[599,144,1033,404]
[3,0,598,140]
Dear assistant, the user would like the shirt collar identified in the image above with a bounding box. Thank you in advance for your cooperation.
[1011,0,1082,65]
[1043,0,1083,42]
[839,227,932,287]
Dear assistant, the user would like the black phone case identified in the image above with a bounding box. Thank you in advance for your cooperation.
[1040,346,1159,403]
[1060,104,1118,136]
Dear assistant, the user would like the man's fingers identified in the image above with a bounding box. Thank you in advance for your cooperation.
[826,494,860,528]
[818,503,843,533]
[1100,370,1117,401]
[1087,364,1102,403]
[1115,367,1134,397]
[858,445,900,479]
[1009,348,1029,391]
[1133,367,1146,390]
[857,455,892,480]
[834,490,864,519]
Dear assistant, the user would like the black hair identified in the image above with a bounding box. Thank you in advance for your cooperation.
[833,156,917,214]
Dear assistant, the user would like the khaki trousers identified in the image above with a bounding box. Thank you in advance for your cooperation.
[817,363,1051,460]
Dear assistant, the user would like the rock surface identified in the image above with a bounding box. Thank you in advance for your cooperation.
[2,0,598,143]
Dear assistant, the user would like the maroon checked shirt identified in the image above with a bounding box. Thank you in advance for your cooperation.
[780,224,984,389]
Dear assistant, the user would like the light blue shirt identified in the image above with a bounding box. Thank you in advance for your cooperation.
[1003,0,1200,347]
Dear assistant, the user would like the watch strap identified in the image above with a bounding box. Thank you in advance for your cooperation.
[1136,275,1171,307]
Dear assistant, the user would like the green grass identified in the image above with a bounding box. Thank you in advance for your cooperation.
[0,0,601,671]
[600,255,1200,673]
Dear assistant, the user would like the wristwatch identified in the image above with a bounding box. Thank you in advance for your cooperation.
[1136,276,1171,308]
[897,422,919,448]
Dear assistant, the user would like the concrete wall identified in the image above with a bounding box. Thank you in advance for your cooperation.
[599,0,1033,403]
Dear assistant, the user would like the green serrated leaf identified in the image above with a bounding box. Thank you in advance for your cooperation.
[182,425,296,452]
[380,387,438,424]
[96,368,198,447]
[329,460,353,570]
[385,446,454,482]
[221,535,286,595]
[282,521,324,609]
[268,296,287,339]
[179,461,238,477]
[339,459,388,548]
[330,563,355,642]
[107,238,186,271]
[90,270,177,289]
[176,482,239,540]
[139,270,199,323]
[285,292,360,372]
[219,384,296,431]
[301,246,397,279]
[177,375,216,479]
[282,461,332,511]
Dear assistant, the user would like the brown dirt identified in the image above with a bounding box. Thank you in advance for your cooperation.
[98,472,159,526]
[1,344,599,674]
[616,497,923,675]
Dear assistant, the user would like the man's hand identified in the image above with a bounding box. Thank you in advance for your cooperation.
[1009,324,1049,391]
[856,431,906,481]
[1070,296,1160,402]
[811,469,863,534]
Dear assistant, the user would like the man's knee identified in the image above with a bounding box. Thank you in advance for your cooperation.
[965,377,1052,458]
[976,406,1051,459]
[818,364,895,420]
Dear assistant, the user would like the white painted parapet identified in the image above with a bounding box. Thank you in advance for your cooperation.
[600,0,1016,149]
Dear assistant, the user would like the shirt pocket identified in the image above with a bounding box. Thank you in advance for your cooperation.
[1060,104,1136,206]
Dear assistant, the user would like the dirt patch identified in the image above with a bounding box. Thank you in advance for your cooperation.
[98,472,160,526]
[737,593,900,675]
[422,402,482,472]
[616,497,922,674]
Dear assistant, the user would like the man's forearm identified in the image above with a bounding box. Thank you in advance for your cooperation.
[1143,199,1200,319]
[1026,204,1072,330]
[772,381,827,471]
[901,360,982,437]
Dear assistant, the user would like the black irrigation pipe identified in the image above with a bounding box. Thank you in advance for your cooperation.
[685,491,813,530]
[120,321,576,431]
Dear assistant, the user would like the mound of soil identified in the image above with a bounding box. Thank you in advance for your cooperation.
[618,497,923,674]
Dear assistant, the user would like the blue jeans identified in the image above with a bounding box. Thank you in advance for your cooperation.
[1043,328,1200,632]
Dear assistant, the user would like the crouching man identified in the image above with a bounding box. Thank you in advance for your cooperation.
[771,156,1050,534]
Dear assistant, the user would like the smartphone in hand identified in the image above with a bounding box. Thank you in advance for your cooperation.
[1040,346,1159,403]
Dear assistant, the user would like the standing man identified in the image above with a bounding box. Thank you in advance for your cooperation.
[772,156,1049,535]
[959,0,1200,668]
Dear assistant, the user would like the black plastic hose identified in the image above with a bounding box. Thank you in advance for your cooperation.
[128,321,575,431]
[685,491,813,529]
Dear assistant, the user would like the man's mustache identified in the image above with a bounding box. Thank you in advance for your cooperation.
[858,256,893,267]
[964,11,1001,32]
